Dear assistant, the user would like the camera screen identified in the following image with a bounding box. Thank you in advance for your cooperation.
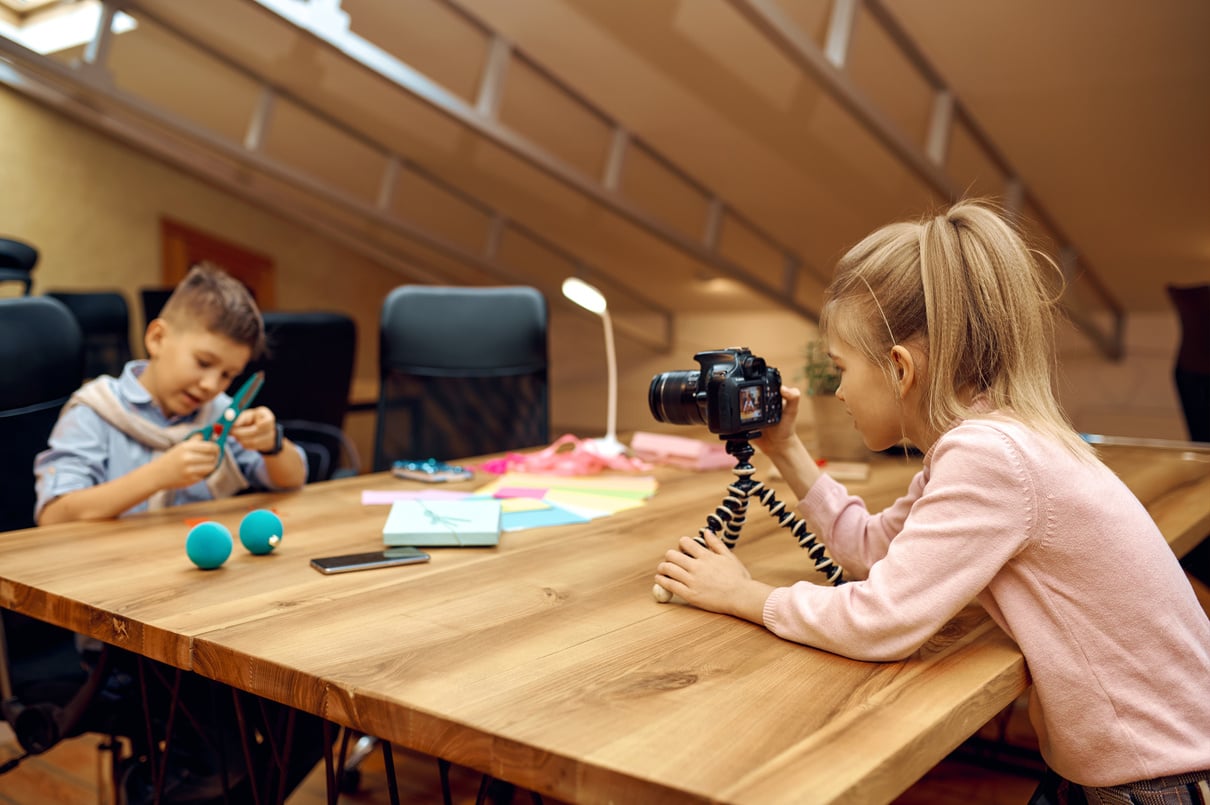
[738,384,763,423]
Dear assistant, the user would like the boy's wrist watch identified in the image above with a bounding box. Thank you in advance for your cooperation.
[259,424,284,456]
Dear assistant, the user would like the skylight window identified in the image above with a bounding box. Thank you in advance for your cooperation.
[0,0,136,56]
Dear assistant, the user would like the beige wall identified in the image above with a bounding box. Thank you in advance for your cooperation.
[0,88,401,386]
[1058,312,1188,441]
[553,306,819,437]
[3,87,1189,470]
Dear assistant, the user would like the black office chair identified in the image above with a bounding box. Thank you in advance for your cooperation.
[0,237,38,296]
[1168,284,1210,443]
[233,311,360,482]
[0,296,107,781]
[45,291,134,380]
[1168,284,1210,586]
[373,285,549,471]
[138,286,174,330]
[0,296,83,532]
[354,286,548,799]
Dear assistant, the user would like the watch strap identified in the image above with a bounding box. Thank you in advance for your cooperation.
[259,423,284,456]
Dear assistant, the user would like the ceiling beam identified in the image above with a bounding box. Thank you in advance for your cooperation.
[0,26,673,351]
[728,0,1124,360]
[246,0,824,321]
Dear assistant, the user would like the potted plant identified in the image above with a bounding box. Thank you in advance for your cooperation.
[803,339,841,396]
[801,339,867,460]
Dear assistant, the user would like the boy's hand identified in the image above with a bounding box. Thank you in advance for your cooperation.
[230,406,278,453]
[154,436,222,488]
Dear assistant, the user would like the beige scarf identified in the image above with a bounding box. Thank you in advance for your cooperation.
[67,379,249,510]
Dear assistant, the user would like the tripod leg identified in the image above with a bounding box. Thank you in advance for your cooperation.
[748,481,845,585]
[703,479,752,550]
[652,436,844,602]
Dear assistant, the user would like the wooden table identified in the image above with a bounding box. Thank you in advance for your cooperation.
[2,444,1207,804]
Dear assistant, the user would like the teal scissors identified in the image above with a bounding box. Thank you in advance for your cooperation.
[187,370,265,461]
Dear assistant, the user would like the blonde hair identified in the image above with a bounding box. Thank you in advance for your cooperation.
[159,263,266,358]
[819,199,1092,458]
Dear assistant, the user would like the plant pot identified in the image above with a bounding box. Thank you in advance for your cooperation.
[807,393,869,461]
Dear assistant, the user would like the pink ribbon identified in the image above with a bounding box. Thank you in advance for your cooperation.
[477,434,652,476]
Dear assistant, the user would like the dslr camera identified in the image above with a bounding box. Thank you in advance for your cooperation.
[648,347,782,437]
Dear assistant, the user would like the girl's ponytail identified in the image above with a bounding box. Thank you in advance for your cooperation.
[824,199,1092,458]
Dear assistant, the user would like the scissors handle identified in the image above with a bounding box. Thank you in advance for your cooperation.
[186,371,265,459]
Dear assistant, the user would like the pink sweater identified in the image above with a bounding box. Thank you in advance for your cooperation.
[762,417,1210,786]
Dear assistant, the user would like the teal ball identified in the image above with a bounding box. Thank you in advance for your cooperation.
[186,521,233,570]
[239,509,283,555]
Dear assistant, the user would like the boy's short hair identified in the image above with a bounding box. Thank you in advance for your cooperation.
[159,263,266,358]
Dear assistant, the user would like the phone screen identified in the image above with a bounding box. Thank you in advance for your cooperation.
[310,547,431,574]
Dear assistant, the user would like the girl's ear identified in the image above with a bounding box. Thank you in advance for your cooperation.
[889,344,916,398]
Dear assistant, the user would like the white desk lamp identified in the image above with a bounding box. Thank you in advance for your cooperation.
[562,277,626,457]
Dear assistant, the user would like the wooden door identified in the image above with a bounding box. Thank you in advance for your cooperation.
[160,218,275,309]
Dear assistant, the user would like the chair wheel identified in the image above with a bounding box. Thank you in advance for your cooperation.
[339,767,362,793]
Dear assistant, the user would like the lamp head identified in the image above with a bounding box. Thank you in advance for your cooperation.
[562,277,607,315]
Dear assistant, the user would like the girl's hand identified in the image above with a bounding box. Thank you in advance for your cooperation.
[753,386,803,456]
[655,531,772,622]
[751,385,822,501]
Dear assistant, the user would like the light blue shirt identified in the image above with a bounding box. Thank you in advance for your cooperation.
[33,360,302,520]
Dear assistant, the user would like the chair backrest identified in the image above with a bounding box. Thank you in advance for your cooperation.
[0,297,84,532]
[1167,283,1210,442]
[45,291,134,380]
[138,286,174,330]
[232,311,359,482]
[0,237,38,296]
[374,285,549,470]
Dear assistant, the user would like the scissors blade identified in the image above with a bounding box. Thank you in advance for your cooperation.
[228,370,265,414]
[204,370,265,450]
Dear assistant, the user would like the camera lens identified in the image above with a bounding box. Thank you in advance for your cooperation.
[648,371,707,426]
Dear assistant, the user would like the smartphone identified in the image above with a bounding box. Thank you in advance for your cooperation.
[310,547,431,574]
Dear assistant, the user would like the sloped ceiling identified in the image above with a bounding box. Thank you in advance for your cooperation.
[887,0,1210,310]
[3,0,1207,348]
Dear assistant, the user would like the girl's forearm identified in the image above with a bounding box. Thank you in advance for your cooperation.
[761,433,823,502]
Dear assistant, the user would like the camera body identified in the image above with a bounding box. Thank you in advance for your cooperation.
[648,347,782,437]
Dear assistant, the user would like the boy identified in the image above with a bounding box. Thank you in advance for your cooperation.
[32,264,321,802]
[35,263,306,522]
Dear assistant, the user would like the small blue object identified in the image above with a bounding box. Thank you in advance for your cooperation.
[186,521,233,570]
[239,509,283,555]
[391,457,473,482]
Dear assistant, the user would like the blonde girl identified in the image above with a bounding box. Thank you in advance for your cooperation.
[655,200,1210,802]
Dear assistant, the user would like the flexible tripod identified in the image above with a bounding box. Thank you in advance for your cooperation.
[654,432,845,602]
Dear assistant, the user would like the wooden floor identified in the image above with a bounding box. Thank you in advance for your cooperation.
[0,703,1042,804]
